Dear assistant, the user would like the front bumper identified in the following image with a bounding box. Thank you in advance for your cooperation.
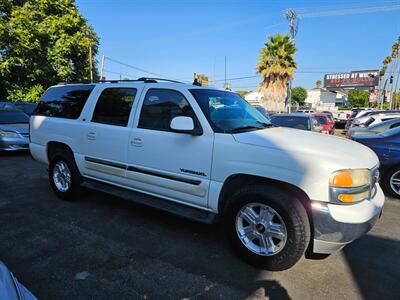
[0,136,29,151]
[311,184,384,254]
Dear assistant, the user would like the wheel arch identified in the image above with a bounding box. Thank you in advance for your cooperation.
[47,141,74,162]
[218,173,313,225]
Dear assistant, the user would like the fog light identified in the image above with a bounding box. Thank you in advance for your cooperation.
[338,194,353,202]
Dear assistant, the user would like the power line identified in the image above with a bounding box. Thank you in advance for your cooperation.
[103,69,140,78]
[296,2,400,18]
[104,56,167,77]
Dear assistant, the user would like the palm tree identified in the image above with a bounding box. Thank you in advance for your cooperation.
[256,34,297,111]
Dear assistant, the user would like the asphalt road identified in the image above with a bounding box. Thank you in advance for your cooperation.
[0,152,399,300]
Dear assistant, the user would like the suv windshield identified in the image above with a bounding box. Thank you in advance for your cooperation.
[0,110,29,124]
[189,89,271,133]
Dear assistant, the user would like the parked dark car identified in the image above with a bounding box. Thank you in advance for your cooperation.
[352,126,400,198]
[0,102,37,116]
[253,105,270,119]
[0,110,30,151]
[270,113,322,132]
[347,118,400,138]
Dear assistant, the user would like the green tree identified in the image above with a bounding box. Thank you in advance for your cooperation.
[291,86,307,105]
[348,89,369,107]
[256,34,297,111]
[315,80,322,89]
[0,0,99,102]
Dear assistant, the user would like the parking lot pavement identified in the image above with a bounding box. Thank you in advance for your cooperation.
[0,153,399,300]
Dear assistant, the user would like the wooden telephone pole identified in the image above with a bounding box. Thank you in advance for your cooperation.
[86,29,94,82]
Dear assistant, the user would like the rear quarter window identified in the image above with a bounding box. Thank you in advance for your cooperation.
[34,85,95,119]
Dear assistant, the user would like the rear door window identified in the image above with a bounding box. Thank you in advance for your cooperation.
[34,85,94,119]
[92,88,137,127]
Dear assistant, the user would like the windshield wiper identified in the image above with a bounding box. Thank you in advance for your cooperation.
[256,121,275,127]
[226,125,265,133]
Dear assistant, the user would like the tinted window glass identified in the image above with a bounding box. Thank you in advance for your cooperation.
[270,116,310,130]
[92,88,137,127]
[390,122,400,129]
[0,111,29,124]
[381,126,400,137]
[364,117,375,127]
[314,116,327,125]
[34,85,94,119]
[138,89,197,131]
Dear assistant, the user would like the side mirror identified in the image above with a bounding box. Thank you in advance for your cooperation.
[170,116,202,136]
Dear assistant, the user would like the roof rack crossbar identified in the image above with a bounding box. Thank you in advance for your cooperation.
[137,77,184,84]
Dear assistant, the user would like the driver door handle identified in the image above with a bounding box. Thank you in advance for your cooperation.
[87,132,96,140]
[131,138,143,147]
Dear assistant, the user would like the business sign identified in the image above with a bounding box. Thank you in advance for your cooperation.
[324,70,379,89]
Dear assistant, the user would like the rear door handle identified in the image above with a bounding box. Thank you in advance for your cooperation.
[131,138,143,147]
[87,132,96,140]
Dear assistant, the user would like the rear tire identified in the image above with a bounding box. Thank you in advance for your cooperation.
[48,149,82,201]
[224,184,310,271]
[382,166,400,199]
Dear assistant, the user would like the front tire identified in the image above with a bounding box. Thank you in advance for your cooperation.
[224,184,310,271]
[48,149,81,201]
[382,166,400,198]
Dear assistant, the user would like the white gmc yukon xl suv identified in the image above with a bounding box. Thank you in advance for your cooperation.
[30,78,384,270]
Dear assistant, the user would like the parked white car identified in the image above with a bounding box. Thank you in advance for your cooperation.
[30,79,384,270]
[353,113,400,128]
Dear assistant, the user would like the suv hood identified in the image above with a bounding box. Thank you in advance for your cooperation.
[0,123,29,135]
[233,127,378,169]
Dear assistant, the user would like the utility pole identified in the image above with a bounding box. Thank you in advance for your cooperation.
[284,9,299,113]
[100,54,105,81]
[224,56,227,89]
[86,29,94,82]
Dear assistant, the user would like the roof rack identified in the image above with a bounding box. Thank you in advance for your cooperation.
[136,77,184,84]
[57,77,185,85]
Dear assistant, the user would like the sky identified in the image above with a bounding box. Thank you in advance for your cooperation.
[76,0,400,91]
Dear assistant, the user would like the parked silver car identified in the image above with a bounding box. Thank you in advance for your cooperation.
[0,110,30,151]
[347,118,400,138]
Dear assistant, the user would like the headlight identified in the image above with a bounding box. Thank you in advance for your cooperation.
[329,169,372,204]
[0,130,20,138]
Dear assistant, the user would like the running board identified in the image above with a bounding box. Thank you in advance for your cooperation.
[81,178,218,224]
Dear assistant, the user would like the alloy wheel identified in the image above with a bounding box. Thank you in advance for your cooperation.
[235,202,287,256]
[53,161,72,193]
